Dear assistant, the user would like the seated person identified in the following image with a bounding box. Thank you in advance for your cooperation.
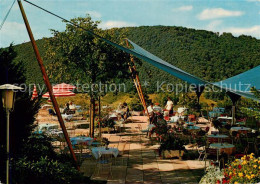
[121,102,129,121]
[48,109,56,116]
[69,101,76,110]
[153,103,163,113]
[147,103,156,123]
[63,103,70,114]
[164,97,173,116]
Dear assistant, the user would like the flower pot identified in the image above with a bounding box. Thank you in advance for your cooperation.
[162,150,184,159]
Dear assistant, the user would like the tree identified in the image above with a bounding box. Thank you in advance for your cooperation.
[251,87,260,99]
[44,15,131,137]
[0,45,41,181]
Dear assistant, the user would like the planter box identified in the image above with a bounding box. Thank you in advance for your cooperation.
[162,150,184,159]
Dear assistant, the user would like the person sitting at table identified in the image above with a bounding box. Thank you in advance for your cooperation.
[153,103,163,113]
[148,103,158,124]
[63,103,70,114]
[69,101,76,110]
[164,97,173,116]
[121,102,129,121]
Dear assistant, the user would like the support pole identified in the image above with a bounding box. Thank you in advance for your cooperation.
[98,96,101,138]
[195,85,205,116]
[125,40,150,123]
[226,91,241,126]
[17,0,79,170]
[6,110,10,184]
[232,103,236,126]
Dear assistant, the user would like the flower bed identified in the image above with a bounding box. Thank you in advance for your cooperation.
[200,153,260,184]
[222,153,260,183]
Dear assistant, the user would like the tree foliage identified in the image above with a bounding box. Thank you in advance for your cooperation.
[0,45,41,181]
[44,15,131,96]
[10,25,260,94]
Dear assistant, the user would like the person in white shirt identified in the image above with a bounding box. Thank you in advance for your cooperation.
[164,97,174,116]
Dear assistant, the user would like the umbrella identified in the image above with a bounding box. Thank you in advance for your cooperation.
[53,83,76,91]
[31,84,38,100]
[42,89,76,98]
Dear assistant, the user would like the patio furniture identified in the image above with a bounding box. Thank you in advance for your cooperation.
[188,115,196,122]
[186,122,194,126]
[197,145,206,160]
[209,143,235,163]
[91,147,119,159]
[96,152,113,178]
[170,116,179,122]
[114,141,128,166]
[187,126,200,130]
[230,127,251,132]
[207,134,229,143]
[70,136,93,146]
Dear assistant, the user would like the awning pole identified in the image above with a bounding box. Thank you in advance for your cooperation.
[17,0,79,170]
[125,40,150,123]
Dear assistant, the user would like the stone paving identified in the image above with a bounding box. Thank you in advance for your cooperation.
[80,116,206,184]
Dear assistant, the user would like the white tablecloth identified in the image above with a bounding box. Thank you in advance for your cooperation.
[91,147,119,159]
[170,116,179,122]
[62,114,73,120]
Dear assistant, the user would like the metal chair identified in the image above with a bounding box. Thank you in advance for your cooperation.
[96,153,113,178]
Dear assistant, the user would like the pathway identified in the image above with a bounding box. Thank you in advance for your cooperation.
[81,116,206,183]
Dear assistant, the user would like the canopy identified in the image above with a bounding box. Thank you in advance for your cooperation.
[127,39,259,102]
[214,65,260,101]
[53,83,76,91]
[42,89,75,98]
[127,39,207,86]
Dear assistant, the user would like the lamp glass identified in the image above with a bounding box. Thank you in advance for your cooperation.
[2,90,14,109]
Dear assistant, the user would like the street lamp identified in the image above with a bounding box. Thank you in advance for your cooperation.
[0,84,23,184]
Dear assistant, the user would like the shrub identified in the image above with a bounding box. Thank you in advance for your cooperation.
[12,156,84,184]
[96,118,115,128]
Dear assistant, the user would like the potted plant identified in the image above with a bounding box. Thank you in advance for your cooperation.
[159,134,185,159]
[102,137,110,149]
[97,117,116,133]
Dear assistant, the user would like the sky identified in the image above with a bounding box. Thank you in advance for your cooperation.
[1,0,260,48]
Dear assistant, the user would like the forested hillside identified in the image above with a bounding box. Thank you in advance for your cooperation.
[11,26,260,93]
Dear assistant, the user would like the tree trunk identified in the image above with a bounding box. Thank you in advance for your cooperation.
[98,96,101,138]
[90,96,95,137]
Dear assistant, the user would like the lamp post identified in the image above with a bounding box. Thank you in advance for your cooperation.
[0,84,23,184]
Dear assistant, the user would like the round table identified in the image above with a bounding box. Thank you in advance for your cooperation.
[187,126,200,130]
[210,143,235,161]
[208,134,228,139]
[91,147,119,159]
[208,134,229,143]
[186,122,194,126]
[230,127,251,131]
[70,136,93,146]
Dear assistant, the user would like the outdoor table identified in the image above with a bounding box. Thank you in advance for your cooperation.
[62,114,73,121]
[230,127,251,132]
[186,122,194,126]
[70,136,93,146]
[169,116,179,123]
[207,134,228,143]
[217,116,232,120]
[187,126,200,130]
[91,147,119,159]
[235,122,246,126]
[210,143,235,162]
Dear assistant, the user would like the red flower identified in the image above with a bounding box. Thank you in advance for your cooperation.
[238,165,242,169]
[216,180,220,184]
